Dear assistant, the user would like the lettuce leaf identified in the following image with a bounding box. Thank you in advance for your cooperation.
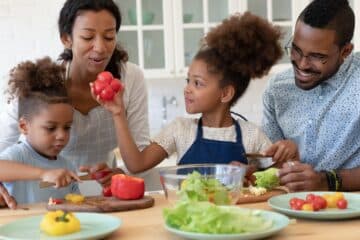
[253,168,279,190]
[164,201,272,234]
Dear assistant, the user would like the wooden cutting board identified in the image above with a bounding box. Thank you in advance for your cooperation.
[237,187,288,204]
[46,195,154,213]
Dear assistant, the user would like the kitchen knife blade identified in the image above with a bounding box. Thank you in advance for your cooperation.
[39,174,93,188]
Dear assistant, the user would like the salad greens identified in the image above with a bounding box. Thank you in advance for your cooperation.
[178,171,230,205]
[253,168,279,190]
[164,201,273,234]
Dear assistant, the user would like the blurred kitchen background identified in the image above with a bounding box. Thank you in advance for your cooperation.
[0,0,359,193]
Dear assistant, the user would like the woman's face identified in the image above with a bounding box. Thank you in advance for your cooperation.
[62,10,117,76]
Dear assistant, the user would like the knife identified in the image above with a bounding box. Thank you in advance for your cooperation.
[245,153,275,169]
[39,174,93,188]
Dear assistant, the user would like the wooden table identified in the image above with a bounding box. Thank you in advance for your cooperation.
[0,193,359,239]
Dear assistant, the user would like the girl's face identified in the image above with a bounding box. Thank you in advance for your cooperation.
[62,10,117,76]
[20,103,73,159]
[184,59,224,114]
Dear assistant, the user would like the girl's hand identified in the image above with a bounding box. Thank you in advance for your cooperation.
[41,169,80,188]
[89,82,126,116]
[263,140,300,166]
[79,162,124,187]
[229,161,256,186]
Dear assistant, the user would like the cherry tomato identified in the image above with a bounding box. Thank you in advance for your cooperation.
[100,86,115,101]
[313,196,327,209]
[337,199,348,209]
[294,198,306,210]
[333,192,344,202]
[306,193,316,202]
[289,197,298,208]
[301,203,314,211]
[102,185,112,197]
[97,71,113,84]
[323,195,337,208]
[52,198,63,204]
[93,80,107,95]
[110,78,123,92]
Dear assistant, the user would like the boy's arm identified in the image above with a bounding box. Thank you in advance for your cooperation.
[0,160,45,181]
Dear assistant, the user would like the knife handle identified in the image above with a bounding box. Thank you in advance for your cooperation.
[39,181,55,188]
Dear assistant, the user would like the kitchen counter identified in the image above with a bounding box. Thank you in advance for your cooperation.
[0,193,359,239]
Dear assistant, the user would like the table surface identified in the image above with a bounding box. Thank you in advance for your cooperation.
[0,193,359,240]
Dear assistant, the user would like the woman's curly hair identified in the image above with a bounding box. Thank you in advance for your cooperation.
[7,57,69,119]
[195,12,283,105]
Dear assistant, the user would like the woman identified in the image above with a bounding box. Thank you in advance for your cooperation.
[0,0,149,207]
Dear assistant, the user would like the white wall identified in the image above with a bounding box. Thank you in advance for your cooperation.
[0,0,65,105]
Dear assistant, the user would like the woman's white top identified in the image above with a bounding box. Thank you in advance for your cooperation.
[152,117,272,163]
[0,62,150,169]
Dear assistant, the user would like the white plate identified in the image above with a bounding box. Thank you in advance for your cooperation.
[268,191,360,220]
[165,207,289,240]
[0,212,121,240]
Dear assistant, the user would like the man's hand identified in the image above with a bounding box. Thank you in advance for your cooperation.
[0,182,17,209]
[79,162,124,187]
[278,161,327,192]
[264,140,300,165]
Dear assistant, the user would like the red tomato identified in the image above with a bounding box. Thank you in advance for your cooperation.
[102,185,112,197]
[97,71,113,84]
[100,86,115,101]
[110,78,123,92]
[337,199,348,209]
[111,174,145,200]
[52,198,63,204]
[91,170,112,180]
[289,197,299,208]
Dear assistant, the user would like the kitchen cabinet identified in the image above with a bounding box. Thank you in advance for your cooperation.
[115,0,359,78]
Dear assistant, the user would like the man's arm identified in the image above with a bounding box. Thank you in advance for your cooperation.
[261,79,285,142]
[339,168,360,191]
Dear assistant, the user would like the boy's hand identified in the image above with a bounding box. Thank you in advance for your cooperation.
[79,162,124,187]
[41,169,80,188]
[264,140,300,166]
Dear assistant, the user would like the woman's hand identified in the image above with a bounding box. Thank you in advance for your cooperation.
[41,169,81,188]
[89,82,126,116]
[263,140,300,166]
[79,162,124,187]
[0,183,17,209]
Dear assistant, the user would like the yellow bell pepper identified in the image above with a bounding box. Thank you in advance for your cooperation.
[65,193,85,204]
[40,210,81,236]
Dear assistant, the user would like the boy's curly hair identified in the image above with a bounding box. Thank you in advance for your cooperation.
[298,0,354,47]
[7,57,69,119]
[195,12,282,105]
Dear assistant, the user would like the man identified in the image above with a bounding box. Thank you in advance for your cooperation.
[262,0,360,191]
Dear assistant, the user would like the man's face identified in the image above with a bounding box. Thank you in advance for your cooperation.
[290,21,347,90]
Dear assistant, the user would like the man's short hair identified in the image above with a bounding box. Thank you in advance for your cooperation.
[298,0,355,46]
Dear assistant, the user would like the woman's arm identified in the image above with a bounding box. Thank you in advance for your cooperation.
[0,100,21,152]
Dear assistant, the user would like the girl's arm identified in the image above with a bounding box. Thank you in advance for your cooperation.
[112,113,168,173]
[0,160,80,188]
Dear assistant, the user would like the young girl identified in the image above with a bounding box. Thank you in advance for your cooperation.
[0,57,81,204]
[97,12,299,173]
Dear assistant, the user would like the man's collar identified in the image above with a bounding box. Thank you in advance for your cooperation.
[323,54,353,89]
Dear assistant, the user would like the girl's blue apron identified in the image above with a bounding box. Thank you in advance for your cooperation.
[178,118,247,165]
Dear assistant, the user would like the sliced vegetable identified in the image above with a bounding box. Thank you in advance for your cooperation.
[40,210,80,236]
[253,168,279,190]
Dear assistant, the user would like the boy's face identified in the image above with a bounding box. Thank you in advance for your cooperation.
[184,59,225,114]
[19,103,73,160]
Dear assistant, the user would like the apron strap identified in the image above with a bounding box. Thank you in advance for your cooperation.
[195,118,204,139]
